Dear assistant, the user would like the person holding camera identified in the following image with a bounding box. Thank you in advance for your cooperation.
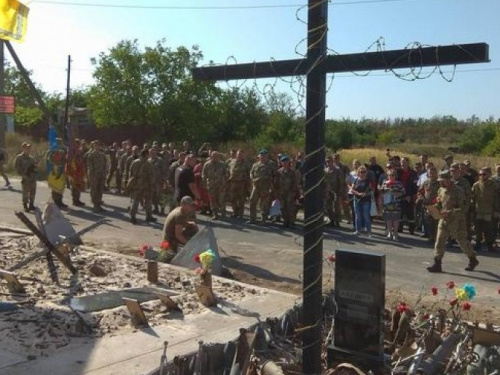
[14,142,37,212]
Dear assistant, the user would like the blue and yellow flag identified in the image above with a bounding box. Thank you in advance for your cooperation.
[0,0,30,42]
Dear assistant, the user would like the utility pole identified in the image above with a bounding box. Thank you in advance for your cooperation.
[64,55,71,142]
[0,40,6,149]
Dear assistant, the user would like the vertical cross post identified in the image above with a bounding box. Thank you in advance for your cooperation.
[303,1,327,374]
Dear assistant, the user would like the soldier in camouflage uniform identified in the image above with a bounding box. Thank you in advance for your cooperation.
[168,151,186,211]
[129,149,156,224]
[227,149,250,218]
[148,145,168,215]
[427,171,479,273]
[324,156,344,227]
[202,151,228,219]
[333,153,352,223]
[471,167,499,252]
[14,142,37,212]
[450,162,472,240]
[86,140,108,212]
[0,146,10,187]
[248,150,274,224]
[105,142,118,189]
[124,145,140,191]
[275,155,300,228]
[117,142,132,193]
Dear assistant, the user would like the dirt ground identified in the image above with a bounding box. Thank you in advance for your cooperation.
[82,235,500,328]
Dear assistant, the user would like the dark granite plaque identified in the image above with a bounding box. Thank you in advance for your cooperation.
[328,248,386,372]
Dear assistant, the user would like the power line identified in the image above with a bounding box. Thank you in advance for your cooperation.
[32,0,420,10]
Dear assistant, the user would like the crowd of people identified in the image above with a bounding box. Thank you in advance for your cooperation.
[7,139,500,270]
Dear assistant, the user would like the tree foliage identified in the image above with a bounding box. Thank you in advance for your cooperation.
[87,39,221,140]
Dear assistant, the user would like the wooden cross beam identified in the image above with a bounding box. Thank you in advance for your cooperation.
[192,42,489,80]
[191,1,489,373]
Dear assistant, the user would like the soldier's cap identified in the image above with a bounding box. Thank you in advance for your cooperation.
[258,149,268,156]
[22,141,31,148]
[180,196,195,205]
[464,159,471,165]
[280,154,290,162]
[443,154,453,161]
[437,170,451,181]
[449,162,460,170]
[326,156,333,161]
[481,166,492,173]
[333,153,340,159]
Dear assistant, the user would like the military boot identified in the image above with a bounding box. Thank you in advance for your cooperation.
[465,256,479,271]
[23,203,30,212]
[426,258,442,273]
[28,202,36,211]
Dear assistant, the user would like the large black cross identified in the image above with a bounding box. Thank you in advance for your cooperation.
[192,1,489,373]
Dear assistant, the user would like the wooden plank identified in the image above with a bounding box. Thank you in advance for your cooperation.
[0,269,26,293]
[194,284,216,307]
[192,43,489,80]
[123,297,149,327]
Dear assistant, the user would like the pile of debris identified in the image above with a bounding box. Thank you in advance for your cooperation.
[0,231,264,359]
[147,298,500,375]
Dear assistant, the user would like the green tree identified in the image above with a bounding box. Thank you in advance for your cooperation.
[4,63,45,128]
[87,39,220,144]
[213,87,267,143]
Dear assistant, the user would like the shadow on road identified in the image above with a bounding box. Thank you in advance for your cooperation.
[223,255,301,286]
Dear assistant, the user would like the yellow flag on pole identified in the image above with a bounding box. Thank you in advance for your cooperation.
[0,0,30,42]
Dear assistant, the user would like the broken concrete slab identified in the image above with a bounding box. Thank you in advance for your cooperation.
[41,203,82,246]
[171,226,222,276]
[70,287,179,312]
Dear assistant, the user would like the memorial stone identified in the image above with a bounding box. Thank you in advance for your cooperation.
[328,248,386,373]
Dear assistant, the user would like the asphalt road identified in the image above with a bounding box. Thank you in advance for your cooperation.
[1,178,499,310]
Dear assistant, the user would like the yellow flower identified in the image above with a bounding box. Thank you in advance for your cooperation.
[455,288,468,301]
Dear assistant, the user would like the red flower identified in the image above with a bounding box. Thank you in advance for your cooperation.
[446,281,455,289]
[431,287,438,296]
[397,302,408,313]
[462,301,472,311]
[327,255,336,263]
[421,313,430,320]
[194,254,201,263]
[160,241,170,250]
[450,298,458,306]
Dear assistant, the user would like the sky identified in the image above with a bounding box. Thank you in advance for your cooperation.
[6,0,500,121]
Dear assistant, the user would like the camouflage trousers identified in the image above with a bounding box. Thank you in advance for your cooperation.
[434,214,475,260]
[152,182,163,210]
[21,176,36,205]
[249,185,271,221]
[278,193,297,226]
[89,176,105,208]
[207,186,226,216]
[229,181,247,217]
[130,190,152,218]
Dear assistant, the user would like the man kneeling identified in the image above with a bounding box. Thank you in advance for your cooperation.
[162,195,199,253]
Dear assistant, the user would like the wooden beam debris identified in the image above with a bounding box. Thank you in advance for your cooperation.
[15,211,77,275]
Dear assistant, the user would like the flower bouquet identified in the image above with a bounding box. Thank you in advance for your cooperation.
[193,249,216,287]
